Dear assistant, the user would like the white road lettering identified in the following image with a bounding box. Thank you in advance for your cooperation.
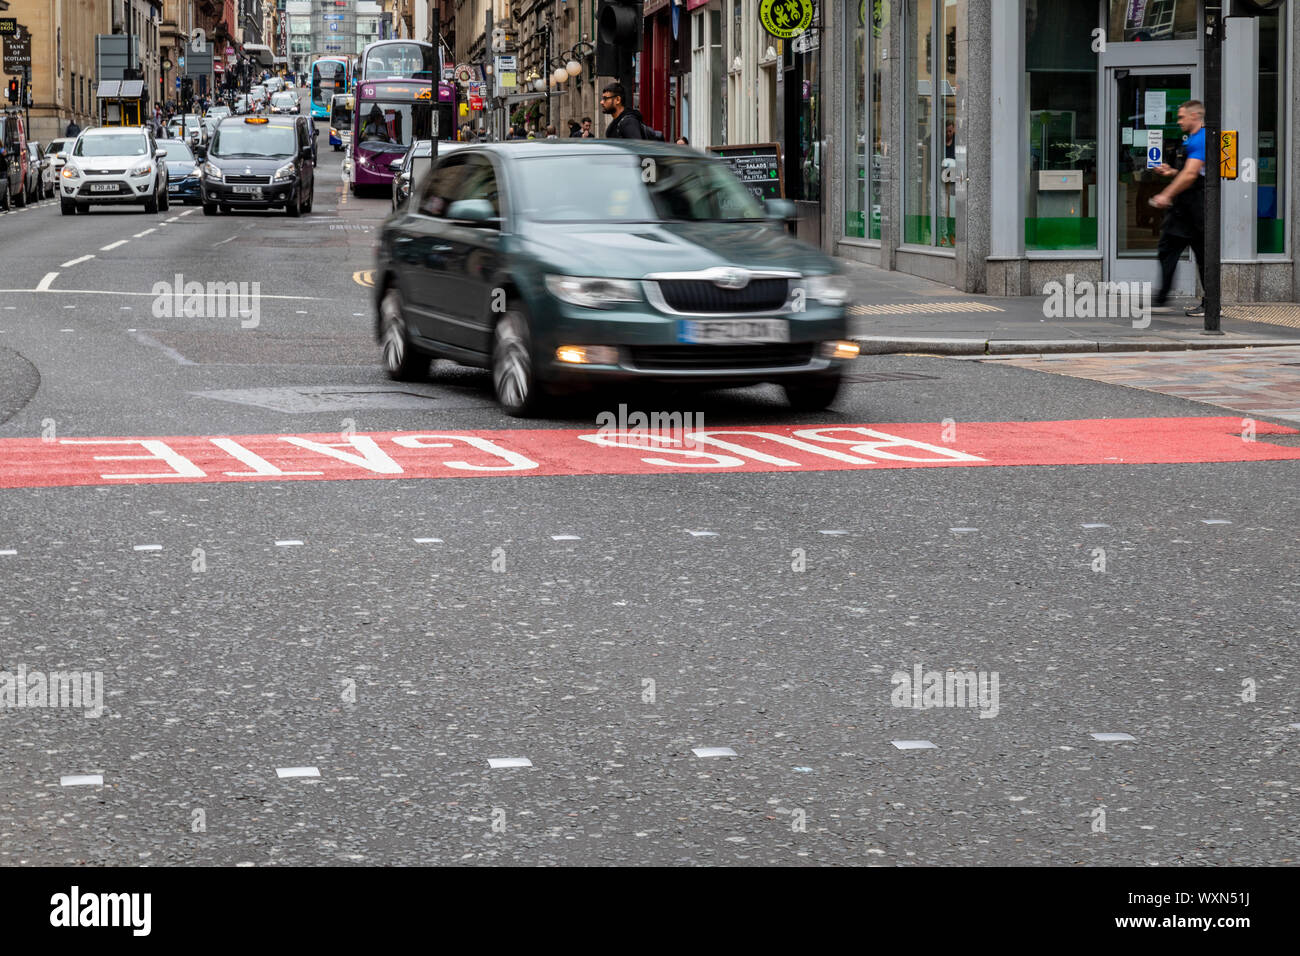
[390,434,539,471]
[279,435,403,474]
[59,439,206,480]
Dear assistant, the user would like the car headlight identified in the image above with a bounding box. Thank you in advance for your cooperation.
[800,274,850,306]
[544,275,642,309]
[202,162,223,181]
[272,162,295,184]
[61,165,81,179]
[130,163,153,178]
[190,165,202,177]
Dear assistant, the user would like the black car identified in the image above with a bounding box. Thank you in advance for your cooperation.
[199,114,316,216]
[159,140,202,205]
[374,141,853,415]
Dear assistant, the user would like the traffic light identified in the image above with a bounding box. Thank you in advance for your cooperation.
[6,78,17,104]
[596,0,641,93]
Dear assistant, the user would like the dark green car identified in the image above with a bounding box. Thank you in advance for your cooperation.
[373,141,855,416]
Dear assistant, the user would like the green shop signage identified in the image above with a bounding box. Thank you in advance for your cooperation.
[759,0,814,39]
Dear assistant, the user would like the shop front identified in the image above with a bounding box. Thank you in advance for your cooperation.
[828,0,1296,302]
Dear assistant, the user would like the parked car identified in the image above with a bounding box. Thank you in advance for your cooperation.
[200,114,315,216]
[58,126,170,215]
[44,137,73,180]
[25,141,46,200]
[373,141,853,415]
[0,110,30,210]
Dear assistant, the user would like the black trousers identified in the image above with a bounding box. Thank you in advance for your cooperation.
[1155,206,1205,305]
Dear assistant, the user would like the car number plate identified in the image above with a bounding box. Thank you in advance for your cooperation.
[89,183,117,192]
[232,185,261,194]
[678,319,789,344]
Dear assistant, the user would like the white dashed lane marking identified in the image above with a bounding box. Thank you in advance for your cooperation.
[413,537,443,543]
[692,747,738,758]
[276,767,320,779]
[132,228,156,238]
[35,272,59,291]
[59,255,94,268]
[132,545,162,552]
[1090,733,1137,742]
[892,740,938,751]
[100,240,129,251]
[60,775,103,787]
[275,540,305,547]
[487,757,532,769]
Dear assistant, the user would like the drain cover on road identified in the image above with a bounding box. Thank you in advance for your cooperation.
[192,385,488,413]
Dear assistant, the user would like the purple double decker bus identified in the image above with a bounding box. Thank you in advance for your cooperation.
[349,40,455,193]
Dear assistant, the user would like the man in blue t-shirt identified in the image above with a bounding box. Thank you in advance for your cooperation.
[1149,100,1207,316]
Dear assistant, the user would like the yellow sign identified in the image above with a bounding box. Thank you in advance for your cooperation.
[459,103,469,118]
[759,0,814,40]
[1220,129,1238,180]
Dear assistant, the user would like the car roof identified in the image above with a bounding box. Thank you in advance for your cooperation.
[81,126,148,135]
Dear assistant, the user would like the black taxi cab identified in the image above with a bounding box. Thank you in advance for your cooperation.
[199,114,316,216]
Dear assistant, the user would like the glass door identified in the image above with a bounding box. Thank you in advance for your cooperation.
[1106,67,1197,288]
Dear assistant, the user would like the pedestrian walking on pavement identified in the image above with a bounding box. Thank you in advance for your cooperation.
[600,84,648,139]
[1149,100,1207,316]
[65,120,81,137]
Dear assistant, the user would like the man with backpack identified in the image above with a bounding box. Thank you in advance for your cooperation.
[601,83,662,140]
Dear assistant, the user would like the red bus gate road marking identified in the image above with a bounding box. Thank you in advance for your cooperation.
[0,418,1296,490]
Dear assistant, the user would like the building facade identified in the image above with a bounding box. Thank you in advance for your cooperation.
[825,0,1298,302]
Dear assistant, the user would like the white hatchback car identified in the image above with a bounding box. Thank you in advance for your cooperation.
[59,127,170,215]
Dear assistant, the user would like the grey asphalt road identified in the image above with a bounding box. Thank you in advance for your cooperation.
[0,145,1297,866]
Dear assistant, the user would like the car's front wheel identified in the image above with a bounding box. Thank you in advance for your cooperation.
[379,286,428,381]
[144,191,158,213]
[492,306,547,417]
[60,199,74,215]
[783,372,843,412]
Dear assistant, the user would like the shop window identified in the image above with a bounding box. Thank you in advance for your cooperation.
[903,0,955,247]
[1104,0,1196,43]
[1257,7,1286,256]
[1025,0,1098,251]
[844,5,868,237]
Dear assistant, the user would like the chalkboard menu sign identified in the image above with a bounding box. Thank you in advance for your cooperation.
[708,142,784,200]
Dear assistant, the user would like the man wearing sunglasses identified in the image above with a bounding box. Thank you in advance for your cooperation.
[600,83,650,140]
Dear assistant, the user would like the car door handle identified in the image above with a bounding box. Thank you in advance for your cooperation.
[431,244,453,253]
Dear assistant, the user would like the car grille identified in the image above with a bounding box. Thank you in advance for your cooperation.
[225,174,270,184]
[628,343,815,371]
[655,278,790,314]
[86,169,125,176]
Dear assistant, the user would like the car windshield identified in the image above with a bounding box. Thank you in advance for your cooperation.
[160,142,195,161]
[512,153,765,223]
[272,94,296,106]
[75,134,149,157]
[46,140,67,155]
[210,124,297,159]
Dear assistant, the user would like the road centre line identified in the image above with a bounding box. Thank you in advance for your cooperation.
[100,240,129,251]
[59,255,94,268]
[133,228,156,238]
[214,234,239,246]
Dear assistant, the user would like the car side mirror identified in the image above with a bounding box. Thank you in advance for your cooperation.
[55,152,66,162]
[764,198,796,221]
[387,158,403,172]
[154,148,167,159]
[446,199,498,225]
